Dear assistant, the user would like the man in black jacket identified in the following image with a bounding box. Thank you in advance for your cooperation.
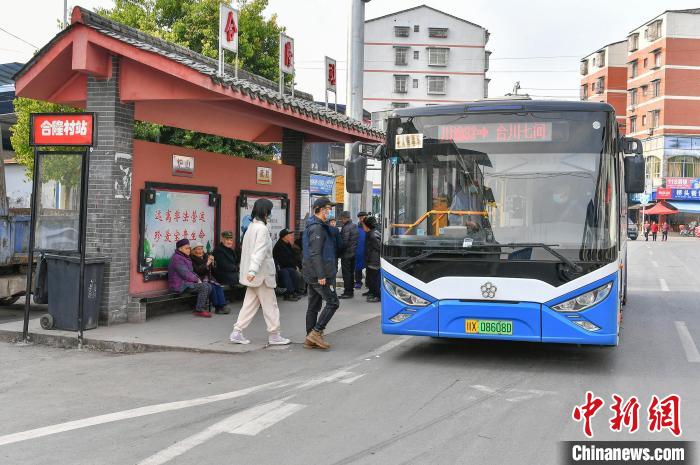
[273,229,303,301]
[302,197,339,350]
[362,216,381,303]
[212,231,240,286]
[338,211,359,299]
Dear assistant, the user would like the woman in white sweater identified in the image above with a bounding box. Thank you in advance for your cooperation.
[229,199,290,345]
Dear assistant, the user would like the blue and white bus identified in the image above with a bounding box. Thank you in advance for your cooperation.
[349,100,645,346]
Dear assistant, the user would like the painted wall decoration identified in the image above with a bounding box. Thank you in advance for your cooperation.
[237,191,289,243]
[139,184,219,279]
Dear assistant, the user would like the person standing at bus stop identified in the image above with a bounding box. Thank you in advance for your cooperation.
[302,197,339,350]
[229,199,290,346]
[338,211,359,299]
[355,211,368,291]
[362,216,381,303]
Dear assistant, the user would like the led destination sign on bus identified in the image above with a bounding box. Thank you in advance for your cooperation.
[438,122,552,143]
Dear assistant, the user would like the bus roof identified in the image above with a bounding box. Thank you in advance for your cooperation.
[392,100,615,118]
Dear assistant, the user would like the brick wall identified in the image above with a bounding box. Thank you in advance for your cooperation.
[282,128,312,229]
[86,56,135,325]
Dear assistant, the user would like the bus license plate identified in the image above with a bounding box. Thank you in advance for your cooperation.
[465,319,513,336]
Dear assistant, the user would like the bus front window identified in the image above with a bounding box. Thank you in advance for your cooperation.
[383,110,618,274]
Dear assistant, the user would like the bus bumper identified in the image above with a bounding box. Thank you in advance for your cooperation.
[381,272,620,346]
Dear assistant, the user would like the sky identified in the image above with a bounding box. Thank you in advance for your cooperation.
[1,0,699,103]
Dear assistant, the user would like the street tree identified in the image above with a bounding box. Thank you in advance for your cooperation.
[11,0,285,181]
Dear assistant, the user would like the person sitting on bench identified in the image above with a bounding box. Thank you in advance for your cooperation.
[190,241,229,314]
[212,231,240,287]
[168,238,213,318]
[273,228,304,301]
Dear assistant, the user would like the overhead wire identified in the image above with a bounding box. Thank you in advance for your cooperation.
[0,26,39,49]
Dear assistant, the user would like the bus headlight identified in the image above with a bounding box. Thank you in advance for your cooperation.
[383,278,430,307]
[551,282,612,313]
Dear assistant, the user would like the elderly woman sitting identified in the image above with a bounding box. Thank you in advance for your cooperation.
[190,241,229,314]
[168,238,212,318]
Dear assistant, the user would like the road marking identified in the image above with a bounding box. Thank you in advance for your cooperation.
[230,402,305,436]
[0,379,294,448]
[470,385,557,402]
[339,373,367,384]
[362,336,411,358]
[659,278,669,292]
[505,388,558,403]
[137,400,305,465]
[651,260,659,268]
[0,336,411,449]
[675,321,700,363]
[298,370,357,389]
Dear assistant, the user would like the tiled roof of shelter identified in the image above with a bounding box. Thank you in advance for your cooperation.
[15,7,384,140]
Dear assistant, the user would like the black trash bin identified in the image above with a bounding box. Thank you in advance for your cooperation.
[44,254,106,331]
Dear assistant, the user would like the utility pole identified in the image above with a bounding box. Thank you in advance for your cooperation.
[64,0,68,28]
[344,0,370,218]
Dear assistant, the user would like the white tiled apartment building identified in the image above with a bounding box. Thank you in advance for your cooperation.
[363,5,490,117]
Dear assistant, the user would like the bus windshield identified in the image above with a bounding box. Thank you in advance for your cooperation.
[383,110,619,275]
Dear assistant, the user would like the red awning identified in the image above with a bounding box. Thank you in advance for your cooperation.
[643,202,679,215]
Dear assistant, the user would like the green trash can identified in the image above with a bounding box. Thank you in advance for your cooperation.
[44,254,106,331]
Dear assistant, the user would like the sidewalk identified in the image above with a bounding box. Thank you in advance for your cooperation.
[0,295,380,354]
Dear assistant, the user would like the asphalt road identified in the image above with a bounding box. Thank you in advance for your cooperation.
[0,239,698,465]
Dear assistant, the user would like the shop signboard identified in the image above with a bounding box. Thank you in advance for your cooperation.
[335,176,345,204]
[656,188,672,200]
[139,185,219,278]
[631,193,651,205]
[665,178,700,189]
[237,191,289,243]
[310,174,335,195]
[669,188,700,200]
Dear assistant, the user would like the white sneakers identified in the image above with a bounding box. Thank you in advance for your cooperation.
[268,334,291,345]
[229,330,291,346]
[229,330,250,345]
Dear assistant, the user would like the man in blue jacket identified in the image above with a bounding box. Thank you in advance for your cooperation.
[302,197,339,350]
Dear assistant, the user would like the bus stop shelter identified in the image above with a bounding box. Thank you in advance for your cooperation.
[13,6,382,326]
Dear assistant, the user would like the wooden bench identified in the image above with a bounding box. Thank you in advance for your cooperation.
[127,284,247,323]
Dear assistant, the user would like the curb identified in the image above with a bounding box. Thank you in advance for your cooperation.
[0,329,261,356]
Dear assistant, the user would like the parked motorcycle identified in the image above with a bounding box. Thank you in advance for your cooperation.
[680,221,698,237]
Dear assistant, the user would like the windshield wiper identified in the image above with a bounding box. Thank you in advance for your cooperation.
[396,248,504,269]
[395,242,582,273]
[475,242,583,273]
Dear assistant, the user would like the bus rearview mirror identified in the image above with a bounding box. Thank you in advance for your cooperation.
[621,137,643,155]
[624,154,645,194]
[346,141,368,194]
